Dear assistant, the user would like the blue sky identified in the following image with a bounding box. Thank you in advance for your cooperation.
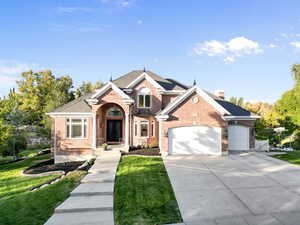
[1,0,300,103]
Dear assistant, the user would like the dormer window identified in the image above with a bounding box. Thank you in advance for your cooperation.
[137,88,151,108]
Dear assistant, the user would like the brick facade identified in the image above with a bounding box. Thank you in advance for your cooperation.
[51,76,256,162]
[160,92,228,154]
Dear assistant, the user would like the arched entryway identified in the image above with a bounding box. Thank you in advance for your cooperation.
[97,103,125,144]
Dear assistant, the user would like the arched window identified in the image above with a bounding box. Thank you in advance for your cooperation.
[137,88,151,108]
[107,107,122,117]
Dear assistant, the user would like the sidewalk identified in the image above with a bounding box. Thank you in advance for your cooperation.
[44,150,121,225]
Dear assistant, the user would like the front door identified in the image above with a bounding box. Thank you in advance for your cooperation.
[107,120,122,142]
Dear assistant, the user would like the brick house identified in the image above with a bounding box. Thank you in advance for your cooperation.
[48,70,260,163]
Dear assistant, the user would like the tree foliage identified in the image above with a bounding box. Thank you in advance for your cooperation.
[229,96,244,107]
[74,81,103,98]
[17,70,74,126]
[0,89,27,158]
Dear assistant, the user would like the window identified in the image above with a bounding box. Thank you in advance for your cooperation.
[134,122,138,137]
[66,118,87,139]
[151,121,155,137]
[107,107,122,117]
[137,88,151,108]
[140,121,149,137]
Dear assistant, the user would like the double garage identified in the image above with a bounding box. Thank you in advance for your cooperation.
[168,125,250,155]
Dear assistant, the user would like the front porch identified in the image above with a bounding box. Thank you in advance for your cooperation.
[92,102,131,150]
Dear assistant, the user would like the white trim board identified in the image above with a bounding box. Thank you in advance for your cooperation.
[158,85,231,116]
[88,82,133,102]
[47,112,94,117]
[126,72,165,90]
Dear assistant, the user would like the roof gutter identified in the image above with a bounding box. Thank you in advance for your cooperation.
[46,112,94,117]
[223,115,261,121]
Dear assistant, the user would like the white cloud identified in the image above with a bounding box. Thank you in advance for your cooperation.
[280,33,289,39]
[224,56,235,63]
[193,36,263,63]
[118,1,131,7]
[290,41,300,49]
[0,75,17,86]
[137,20,143,25]
[0,60,33,75]
[227,37,262,54]
[57,7,94,13]
[194,40,226,56]
[100,0,135,8]
[268,43,278,48]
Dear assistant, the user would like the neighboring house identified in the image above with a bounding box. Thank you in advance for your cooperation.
[47,70,260,162]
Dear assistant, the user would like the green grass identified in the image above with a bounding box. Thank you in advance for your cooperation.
[272,150,300,165]
[0,170,86,225]
[114,156,182,225]
[0,148,46,164]
[0,153,87,225]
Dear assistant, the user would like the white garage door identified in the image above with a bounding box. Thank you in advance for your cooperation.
[228,125,249,151]
[168,126,222,155]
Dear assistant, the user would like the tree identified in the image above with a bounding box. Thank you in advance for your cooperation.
[270,64,300,127]
[74,81,103,98]
[291,64,300,81]
[229,96,244,107]
[17,70,74,127]
[0,89,26,158]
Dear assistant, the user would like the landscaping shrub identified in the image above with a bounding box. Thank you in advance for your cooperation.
[1,132,27,157]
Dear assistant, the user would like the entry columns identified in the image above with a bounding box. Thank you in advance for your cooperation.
[124,112,129,150]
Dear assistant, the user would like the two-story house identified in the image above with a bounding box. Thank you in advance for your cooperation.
[48,70,259,163]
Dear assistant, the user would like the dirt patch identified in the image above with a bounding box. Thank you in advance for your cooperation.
[24,159,85,174]
[122,148,160,156]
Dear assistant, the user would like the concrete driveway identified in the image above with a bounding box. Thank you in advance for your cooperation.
[163,152,300,225]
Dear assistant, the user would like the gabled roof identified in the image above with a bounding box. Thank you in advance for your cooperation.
[112,70,187,91]
[49,93,93,113]
[90,82,132,100]
[214,100,252,116]
[158,86,231,117]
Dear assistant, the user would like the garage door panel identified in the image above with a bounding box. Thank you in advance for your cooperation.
[228,125,249,151]
[169,126,222,155]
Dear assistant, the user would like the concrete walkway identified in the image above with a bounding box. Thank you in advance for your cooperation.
[163,152,300,225]
[45,150,121,225]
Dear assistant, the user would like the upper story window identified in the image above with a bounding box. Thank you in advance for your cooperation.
[66,118,87,139]
[107,107,122,117]
[137,88,151,108]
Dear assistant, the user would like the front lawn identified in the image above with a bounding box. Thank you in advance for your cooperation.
[0,154,87,225]
[272,150,300,165]
[114,156,182,225]
[0,148,47,165]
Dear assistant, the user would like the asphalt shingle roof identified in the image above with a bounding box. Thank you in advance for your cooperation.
[112,70,188,91]
[215,99,252,116]
[204,90,252,116]
[51,93,93,113]
[49,70,253,117]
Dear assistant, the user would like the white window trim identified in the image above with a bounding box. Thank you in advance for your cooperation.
[139,120,149,138]
[137,94,152,109]
[66,118,88,139]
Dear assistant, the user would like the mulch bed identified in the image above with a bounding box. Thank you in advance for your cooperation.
[122,148,161,156]
[24,159,85,174]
